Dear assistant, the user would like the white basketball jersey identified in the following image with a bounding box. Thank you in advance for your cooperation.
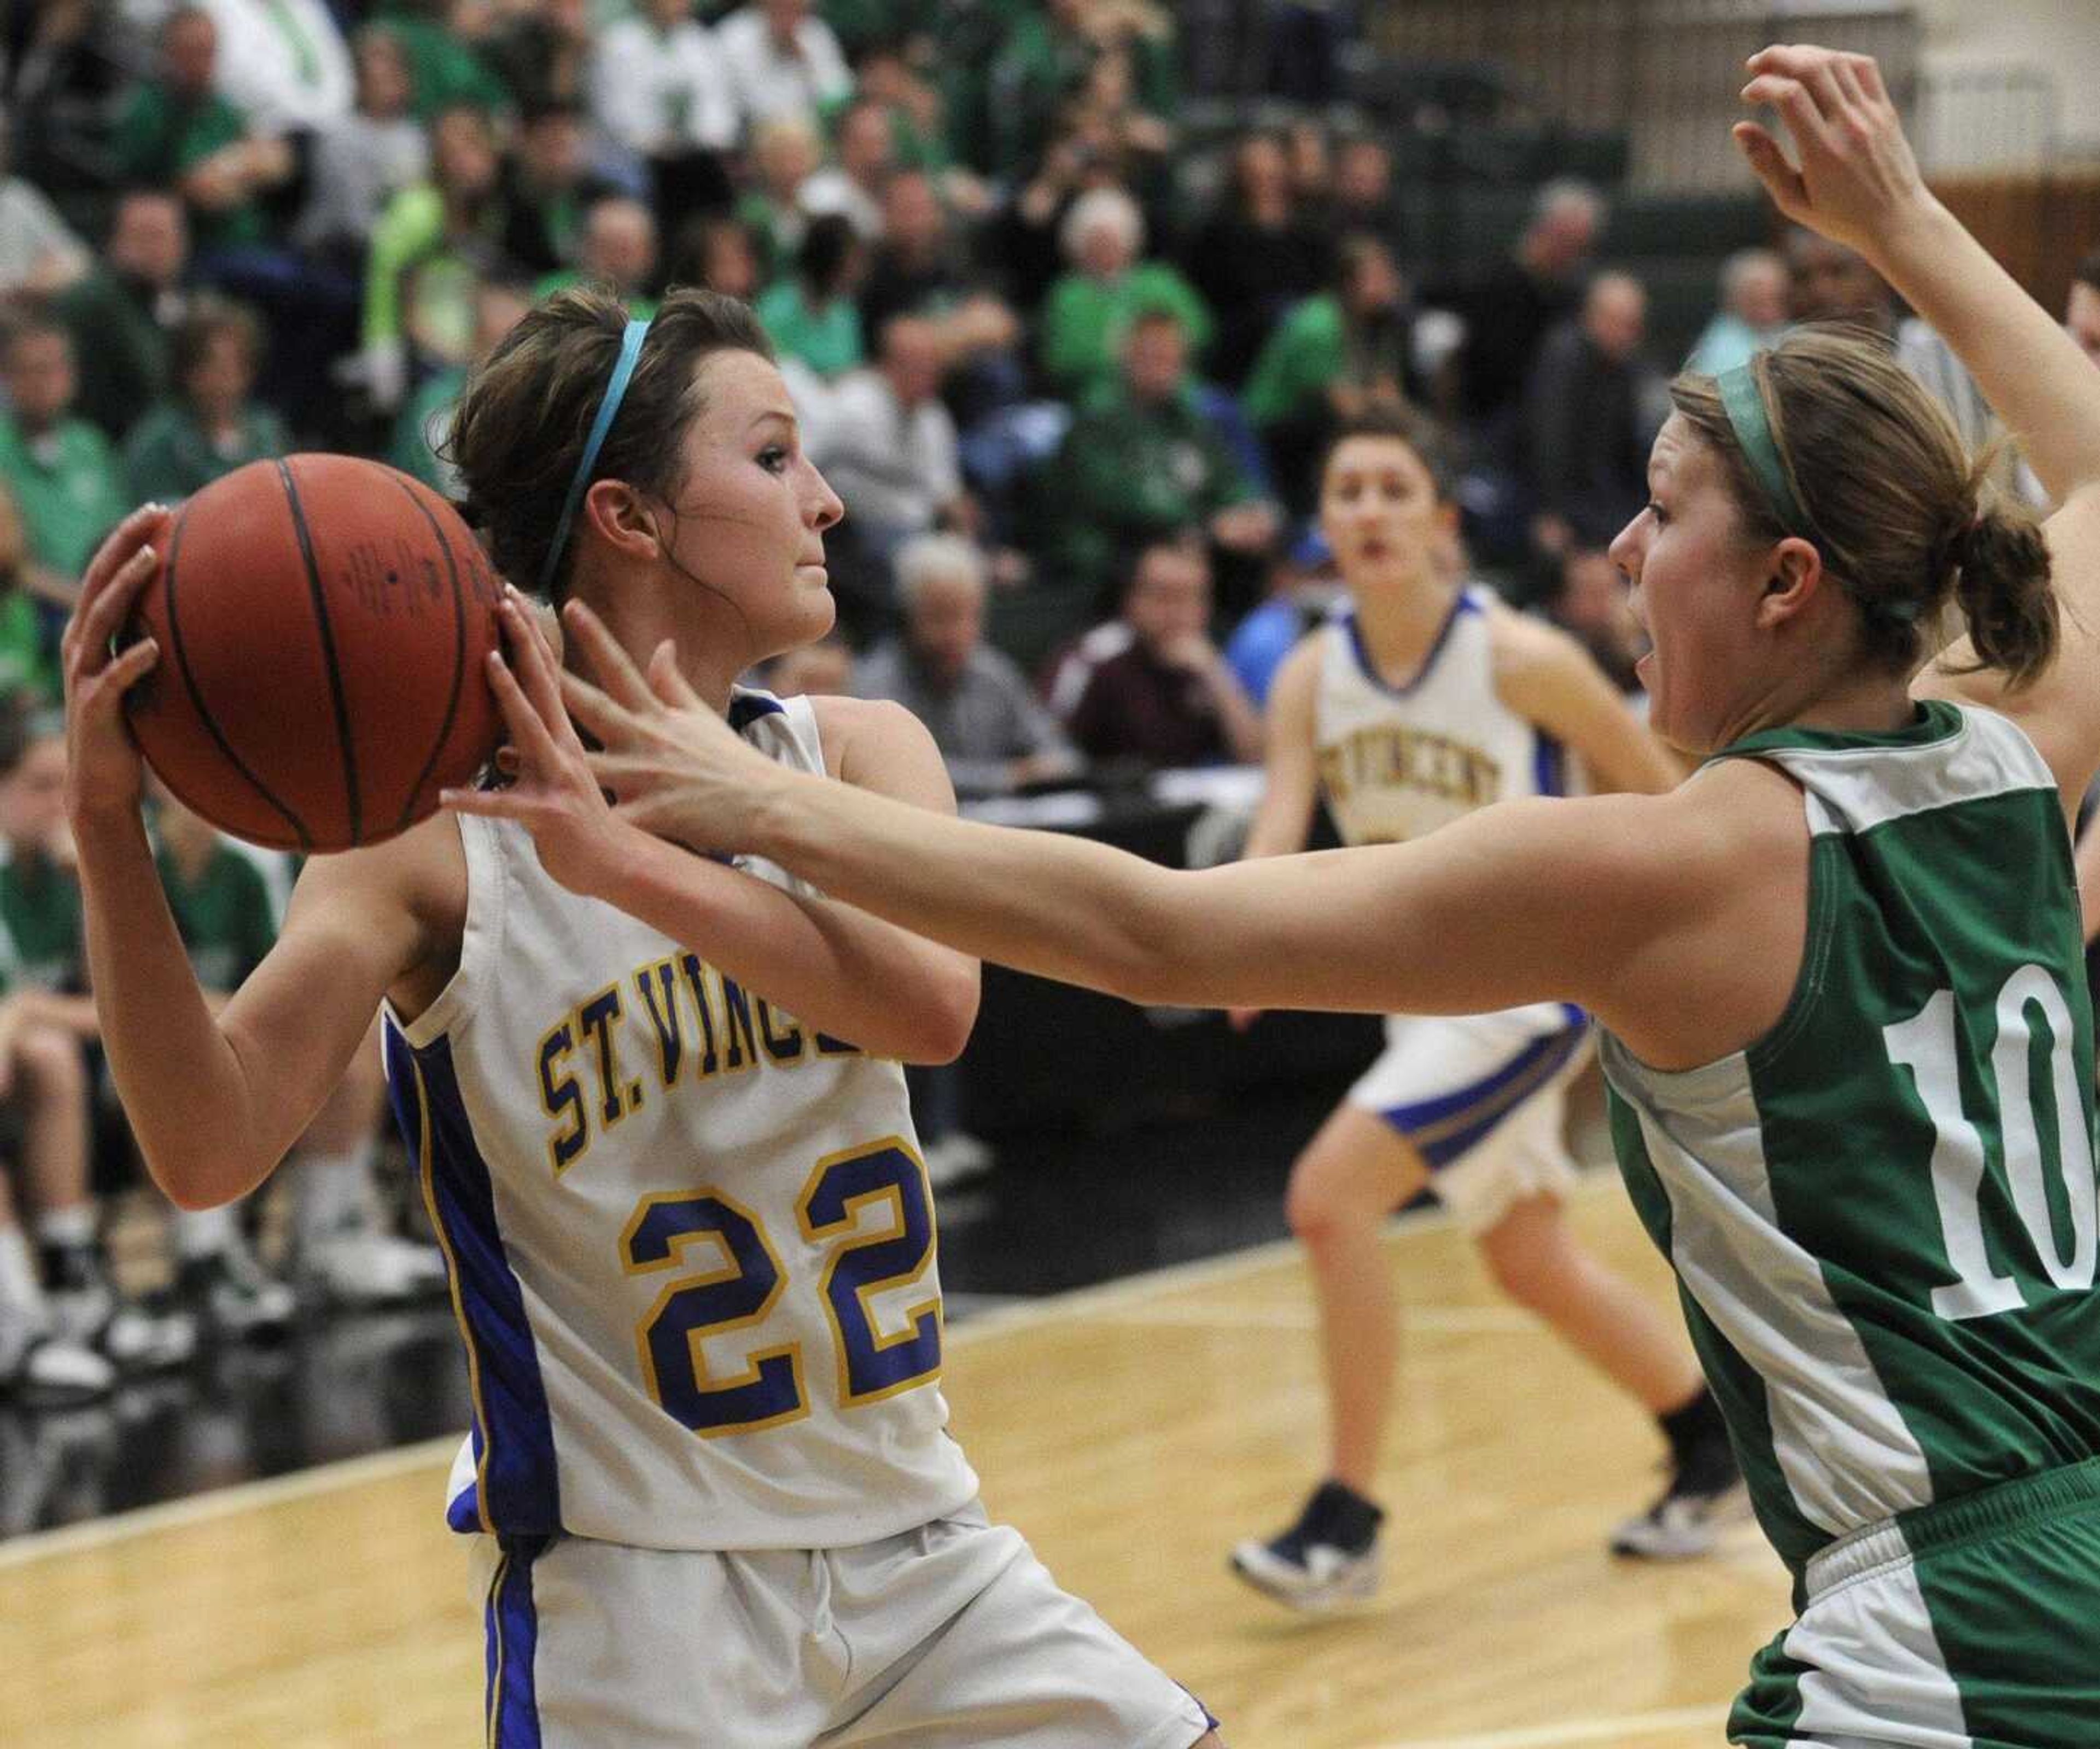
[383,689,978,1552]
[1314,587,1572,848]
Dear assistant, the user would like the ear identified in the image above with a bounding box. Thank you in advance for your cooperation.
[1752,535,1825,632]
[580,480,661,566]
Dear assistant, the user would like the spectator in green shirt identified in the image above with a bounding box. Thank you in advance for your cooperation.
[52,191,193,447]
[1046,305,1277,620]
[359,103,508,411]
[111,6,295,255]
[0,319,127,598]
[122,298,290,506]
[755,213,867,380]
[1244,233,1423,515]
[0,486,57,702]
[378,0,515,120]
[1037,184,1209,397]
[390,277,531,495]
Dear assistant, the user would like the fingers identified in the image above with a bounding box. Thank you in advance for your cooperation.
[556,663,634,749]
[1731,121,1807,213]
[440,783,541,823]
[498,593,578,751]
[1742,71,1840,162]
[645,639,704,712]
[561,599,660,714]
[63,525,165,679]
[483,645,568,774]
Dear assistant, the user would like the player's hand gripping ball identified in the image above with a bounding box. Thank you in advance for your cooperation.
[121,456,504,851]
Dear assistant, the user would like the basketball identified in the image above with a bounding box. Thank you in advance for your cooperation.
[122,454,504,853]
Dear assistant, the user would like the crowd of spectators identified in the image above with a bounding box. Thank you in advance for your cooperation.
[2,0,2096,1390]
[3,0,1693,762]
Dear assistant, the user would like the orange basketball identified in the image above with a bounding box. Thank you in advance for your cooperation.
[122,454,503,852]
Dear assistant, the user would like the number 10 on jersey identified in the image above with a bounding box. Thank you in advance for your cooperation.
[620,1138,943,1436]
[1886,966,2100,1321]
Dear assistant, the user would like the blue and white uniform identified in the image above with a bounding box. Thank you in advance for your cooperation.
[1315,588,1589,1230]
[384,689,1211,1748]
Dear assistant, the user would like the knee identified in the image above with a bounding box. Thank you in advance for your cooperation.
[1284,1162,1374,1246]
[16,1028,84,1104]
[1481,1227,1582,1311]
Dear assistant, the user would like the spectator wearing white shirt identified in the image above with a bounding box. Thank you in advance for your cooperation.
[590,0,739,225]
[188,0,354,137]
[0,133,89,298]
[294,26,428,258]
[715,0,851,133]
[799,98,891,242]
[810,313,967,582]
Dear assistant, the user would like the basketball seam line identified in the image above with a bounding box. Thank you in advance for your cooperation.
[158,499,312,850]
[386,470,470,837]
[278,459,363,846]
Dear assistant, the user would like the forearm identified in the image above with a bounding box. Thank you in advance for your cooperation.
[750,767,1188,1004]
[596,823,978,1062]
[1871,201,2100,503]
[1204,667,1265,764]
[73,812,269,1205]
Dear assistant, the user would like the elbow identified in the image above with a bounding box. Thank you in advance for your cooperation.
[900,969,981,1066]
[142,1139,272,1212]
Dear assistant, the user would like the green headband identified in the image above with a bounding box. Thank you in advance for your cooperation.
[1716,359,1920,627]
[1717,360,1812,541]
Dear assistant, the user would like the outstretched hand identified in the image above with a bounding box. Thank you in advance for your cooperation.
[1735,44,1932,261]
[551,599,789,855]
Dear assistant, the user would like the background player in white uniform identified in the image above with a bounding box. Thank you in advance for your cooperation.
[61,287,1218,1748]
[1226,406,1741,1605]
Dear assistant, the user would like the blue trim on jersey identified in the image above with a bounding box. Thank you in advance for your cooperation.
[1379,1019,1589,1168]
[384,1023,562,1535]
[1340,588,1476,699]
[1532,725,1566,797]
[728,688,786,730]
[487,1534,548,1748]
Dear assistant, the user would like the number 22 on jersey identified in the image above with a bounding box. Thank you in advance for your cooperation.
[619,1138,942,1436]
[1886,965,2100,1321]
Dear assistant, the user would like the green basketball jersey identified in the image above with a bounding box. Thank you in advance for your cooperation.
[1601,700,2100,1583]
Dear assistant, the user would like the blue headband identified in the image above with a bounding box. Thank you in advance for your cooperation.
[1716,358,1920,625]
[540,317,652,592]
[1717,360,1813,543]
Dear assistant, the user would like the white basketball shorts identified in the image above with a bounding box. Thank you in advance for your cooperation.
[468,1500,1215,1747]
[1345,1004,1590,1234]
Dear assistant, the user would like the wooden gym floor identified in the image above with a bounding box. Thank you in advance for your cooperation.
[0,1170,1790,1747]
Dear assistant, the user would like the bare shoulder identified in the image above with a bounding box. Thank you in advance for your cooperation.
[1483,598,1595,693]
[805,692,954,809]
[1594,756,1813,1067]
[806,692,930,776]
[1269,632,1323,699]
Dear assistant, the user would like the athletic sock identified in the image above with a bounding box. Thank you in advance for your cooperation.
[1658,1385,1726,1457]
[1304,1479,1386,1555]
[32,1207,102,1296]
[172,1203,238,1261]
[291,1145,380,1252]
[0,1225,45,1314]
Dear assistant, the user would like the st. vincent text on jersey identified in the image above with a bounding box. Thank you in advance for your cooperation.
[1317,724,1502,809]
[536,953,867,1175]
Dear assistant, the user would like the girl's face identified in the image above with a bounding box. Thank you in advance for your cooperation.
[1319,436,1448,591]
[1607,415,1770,753]
[650,351,843,661]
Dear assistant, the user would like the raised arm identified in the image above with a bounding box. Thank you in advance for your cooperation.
[1736,45,2100,789]
[64,509,440,1209]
